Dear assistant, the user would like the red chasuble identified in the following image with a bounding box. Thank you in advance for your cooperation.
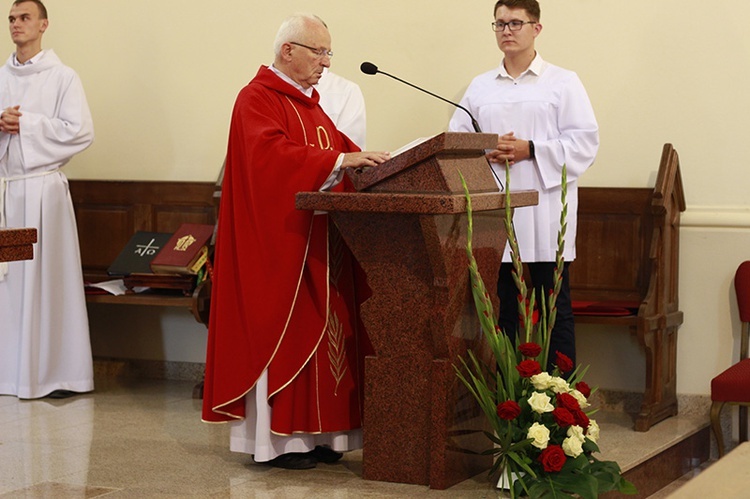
[202,66,372,435]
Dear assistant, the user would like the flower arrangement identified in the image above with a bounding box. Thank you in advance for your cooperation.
[455,166,636,498]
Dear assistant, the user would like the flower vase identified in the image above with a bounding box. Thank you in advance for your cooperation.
[496,466,523,490]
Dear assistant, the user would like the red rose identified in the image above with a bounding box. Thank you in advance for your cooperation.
[555,352,574,373]
[496,400,522,420]
[552,407,576,428]
[574,409,590,430]
[575,381,591,398]
[556,392,580,411]
[519,342,542,358]
[516,359,542,378]
[538,445,566,473]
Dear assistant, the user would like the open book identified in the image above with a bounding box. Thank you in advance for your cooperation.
[390,135,436,157]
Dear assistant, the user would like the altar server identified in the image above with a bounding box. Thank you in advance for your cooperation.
[0,0,95,399]
[449,0,599,371]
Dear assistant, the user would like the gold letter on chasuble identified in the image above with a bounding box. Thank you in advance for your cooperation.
[316,126,332,150]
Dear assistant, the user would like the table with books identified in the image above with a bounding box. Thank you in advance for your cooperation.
[84,223,214,324]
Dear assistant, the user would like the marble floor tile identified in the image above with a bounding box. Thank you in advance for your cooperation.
[0,376,709,498]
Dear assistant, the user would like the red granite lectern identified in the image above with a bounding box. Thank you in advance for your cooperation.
[296,132,537,489]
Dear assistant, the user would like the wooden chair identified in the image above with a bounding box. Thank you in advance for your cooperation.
[710,261,750,456]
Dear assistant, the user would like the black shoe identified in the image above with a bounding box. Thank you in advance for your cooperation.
[309,445,343,464]
[264,453,317,470]
[46,390,78,399]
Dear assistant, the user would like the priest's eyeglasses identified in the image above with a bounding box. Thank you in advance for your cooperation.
[491,20,536,32]
[290,42,333,59]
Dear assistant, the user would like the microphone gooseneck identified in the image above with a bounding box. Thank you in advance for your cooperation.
[360,61,503,188]
[360,61,481,133]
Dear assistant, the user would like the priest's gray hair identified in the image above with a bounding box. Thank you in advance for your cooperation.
[273,13,328,56]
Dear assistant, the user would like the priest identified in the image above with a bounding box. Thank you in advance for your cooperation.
[202,13,390,470]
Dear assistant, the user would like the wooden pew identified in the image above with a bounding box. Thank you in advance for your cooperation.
[570,143,686,431]
[69,180,217,324]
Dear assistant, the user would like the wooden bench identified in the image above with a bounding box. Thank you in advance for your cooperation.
[570,143,686,431]
[69,179,217,324]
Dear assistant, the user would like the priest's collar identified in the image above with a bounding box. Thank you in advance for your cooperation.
[269,64,314,98]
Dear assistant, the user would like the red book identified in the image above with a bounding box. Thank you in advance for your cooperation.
[150,224,214,275]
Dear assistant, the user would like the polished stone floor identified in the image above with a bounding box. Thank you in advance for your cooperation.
[0,376,713,498]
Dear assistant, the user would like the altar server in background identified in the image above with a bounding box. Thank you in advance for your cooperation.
[0,0,95,399]
[317,68,367,149]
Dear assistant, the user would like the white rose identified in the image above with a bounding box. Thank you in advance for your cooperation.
[549,376,570,394]
[528,391,554,414]
[570,389,590,408]
[530,372,554,390]
[587,419,600,443]
[567,425,586,442]
[562,435,584,457]
[527,422,550,449]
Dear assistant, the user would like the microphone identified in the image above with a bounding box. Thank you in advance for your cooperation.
[360,61,482,134]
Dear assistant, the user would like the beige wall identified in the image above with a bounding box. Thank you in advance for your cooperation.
[7,1,750,396]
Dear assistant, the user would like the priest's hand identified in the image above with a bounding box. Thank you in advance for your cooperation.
[0,106,22,135]
[341,151,391,169]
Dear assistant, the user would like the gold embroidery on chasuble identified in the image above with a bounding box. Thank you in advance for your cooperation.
[316,126,332,150]
[283,96,348,397]
[326,310,347,396]
[326,222,348,396]
[284,96,334,150]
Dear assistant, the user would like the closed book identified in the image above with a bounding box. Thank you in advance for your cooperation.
[107,232,173,276]
[150,223,214,275]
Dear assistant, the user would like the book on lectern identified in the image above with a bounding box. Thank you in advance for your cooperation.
[107,232,173,276]
[150,223,214,275]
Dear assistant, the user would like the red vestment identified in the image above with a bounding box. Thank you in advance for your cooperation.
[202,66,371,435]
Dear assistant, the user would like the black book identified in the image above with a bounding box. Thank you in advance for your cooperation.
[107,231,173,276]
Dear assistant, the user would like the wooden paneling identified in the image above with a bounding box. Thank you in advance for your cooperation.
[572,188,652,302]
